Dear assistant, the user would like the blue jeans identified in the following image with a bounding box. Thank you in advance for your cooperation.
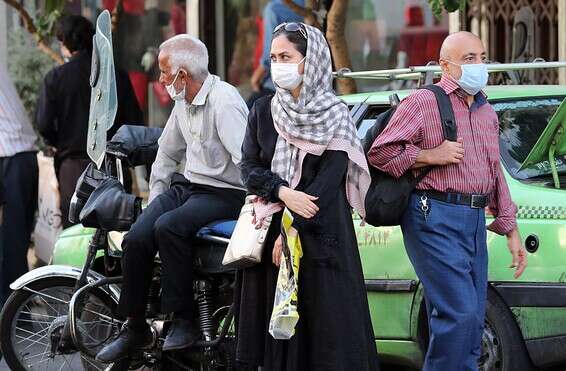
[401,193,488,371]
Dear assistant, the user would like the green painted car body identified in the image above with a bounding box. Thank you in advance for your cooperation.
[52,84,566,369]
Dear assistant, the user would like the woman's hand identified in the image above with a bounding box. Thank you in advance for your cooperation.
[273,228,297,267]
[278,186,319,219]
[273,235,283,267]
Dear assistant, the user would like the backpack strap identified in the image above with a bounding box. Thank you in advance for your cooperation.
[412,85,458,182]
[420,85,458,142]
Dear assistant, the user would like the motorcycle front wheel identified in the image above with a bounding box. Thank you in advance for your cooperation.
[0,276,119,371]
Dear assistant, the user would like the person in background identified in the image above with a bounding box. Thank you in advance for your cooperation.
[0,63,38,306]
[36,15,143,229]
[247,0,304,109]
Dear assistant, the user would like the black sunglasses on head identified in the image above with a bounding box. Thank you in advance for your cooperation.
[273,22,307,40]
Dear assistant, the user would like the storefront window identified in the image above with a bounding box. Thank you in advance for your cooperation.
[80,0,183,126]
[221,0,449,96]
[346,0,449,91]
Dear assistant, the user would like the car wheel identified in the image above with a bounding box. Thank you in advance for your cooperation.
[480,289,537,371]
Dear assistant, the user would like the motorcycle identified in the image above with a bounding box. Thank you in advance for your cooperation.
[0,125,240,371]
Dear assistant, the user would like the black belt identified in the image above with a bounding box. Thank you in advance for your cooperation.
[415,190,488,209]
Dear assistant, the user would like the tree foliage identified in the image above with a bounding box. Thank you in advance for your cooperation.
[36,0,66,39]
[2,0,66,64]
[7,30,56,130]
[428,0,467,18]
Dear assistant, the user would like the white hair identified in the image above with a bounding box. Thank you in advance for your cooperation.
[159,34,209,82]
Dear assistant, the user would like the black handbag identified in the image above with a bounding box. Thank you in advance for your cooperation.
[363,85,457,227]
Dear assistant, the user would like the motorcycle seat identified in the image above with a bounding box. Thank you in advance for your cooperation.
[196,220,236,241]
[194,220,237,274]
[108,220,236,255]
[108,220,237,274]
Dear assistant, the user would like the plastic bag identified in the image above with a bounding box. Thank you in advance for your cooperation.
[269,209,303,340]
[34,152,63,263]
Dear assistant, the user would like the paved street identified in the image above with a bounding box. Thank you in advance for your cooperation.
[0,358,417,370]
[0,358,11,370]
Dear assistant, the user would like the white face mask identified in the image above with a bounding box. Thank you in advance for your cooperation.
[166,71,186,101]
[271,57,305,91]
[447,61,488,96]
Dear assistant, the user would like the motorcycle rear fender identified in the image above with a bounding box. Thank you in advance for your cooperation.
[10,265,121,304]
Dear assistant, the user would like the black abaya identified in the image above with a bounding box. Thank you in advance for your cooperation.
[234,96,380,371]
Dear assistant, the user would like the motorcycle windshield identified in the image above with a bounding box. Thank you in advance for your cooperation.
[87,10,118,168]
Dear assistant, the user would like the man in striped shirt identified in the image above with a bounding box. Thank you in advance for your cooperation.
[368,32,527,371]
[0,63,38,306]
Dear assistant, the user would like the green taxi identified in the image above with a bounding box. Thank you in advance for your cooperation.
[52,83,566,371]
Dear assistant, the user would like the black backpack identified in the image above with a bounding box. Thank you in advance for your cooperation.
[363,85,457,227]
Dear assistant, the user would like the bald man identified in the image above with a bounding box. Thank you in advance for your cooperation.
[96,35,248,363]
[368,32,527,371]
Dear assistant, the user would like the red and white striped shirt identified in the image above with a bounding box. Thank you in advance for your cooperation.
[368,76,517,235]
[0,63,37,157]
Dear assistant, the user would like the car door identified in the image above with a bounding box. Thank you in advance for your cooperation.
[353,103,421,342]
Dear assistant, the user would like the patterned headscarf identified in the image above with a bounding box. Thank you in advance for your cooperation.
[255,24,370,221]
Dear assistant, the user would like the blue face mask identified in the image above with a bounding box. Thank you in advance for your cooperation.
[447,61,488,96]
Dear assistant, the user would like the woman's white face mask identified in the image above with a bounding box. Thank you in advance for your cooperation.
[271,57,305,91]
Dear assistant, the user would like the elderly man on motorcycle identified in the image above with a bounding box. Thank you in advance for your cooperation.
[96,34,248,363]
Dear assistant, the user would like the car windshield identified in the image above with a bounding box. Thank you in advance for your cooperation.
[493,97,566,180]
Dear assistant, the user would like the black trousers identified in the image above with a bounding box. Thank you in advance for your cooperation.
[0,152,38,306]
[55,157,90,229]
[118,176,245,317]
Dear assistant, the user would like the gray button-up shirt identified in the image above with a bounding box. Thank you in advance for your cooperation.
[149,74,248,202]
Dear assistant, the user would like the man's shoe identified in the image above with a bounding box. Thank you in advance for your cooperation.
[162,319,200,352]
[96,321,153,363]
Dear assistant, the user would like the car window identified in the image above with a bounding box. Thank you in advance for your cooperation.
[354,97,566,181]
[356,105,390,139]
[493,97,566,180]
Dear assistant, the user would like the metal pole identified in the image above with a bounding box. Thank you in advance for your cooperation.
[448,10,460,34]
[187,0,199,37]
[334,61,566,80]
[215,0,225,79]
[0,1,7,67]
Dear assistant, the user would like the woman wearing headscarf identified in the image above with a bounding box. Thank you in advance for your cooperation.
[234,22,380,371]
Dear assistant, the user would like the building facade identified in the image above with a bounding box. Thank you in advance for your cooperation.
[1,0,565,109]
[450,0,566,84]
